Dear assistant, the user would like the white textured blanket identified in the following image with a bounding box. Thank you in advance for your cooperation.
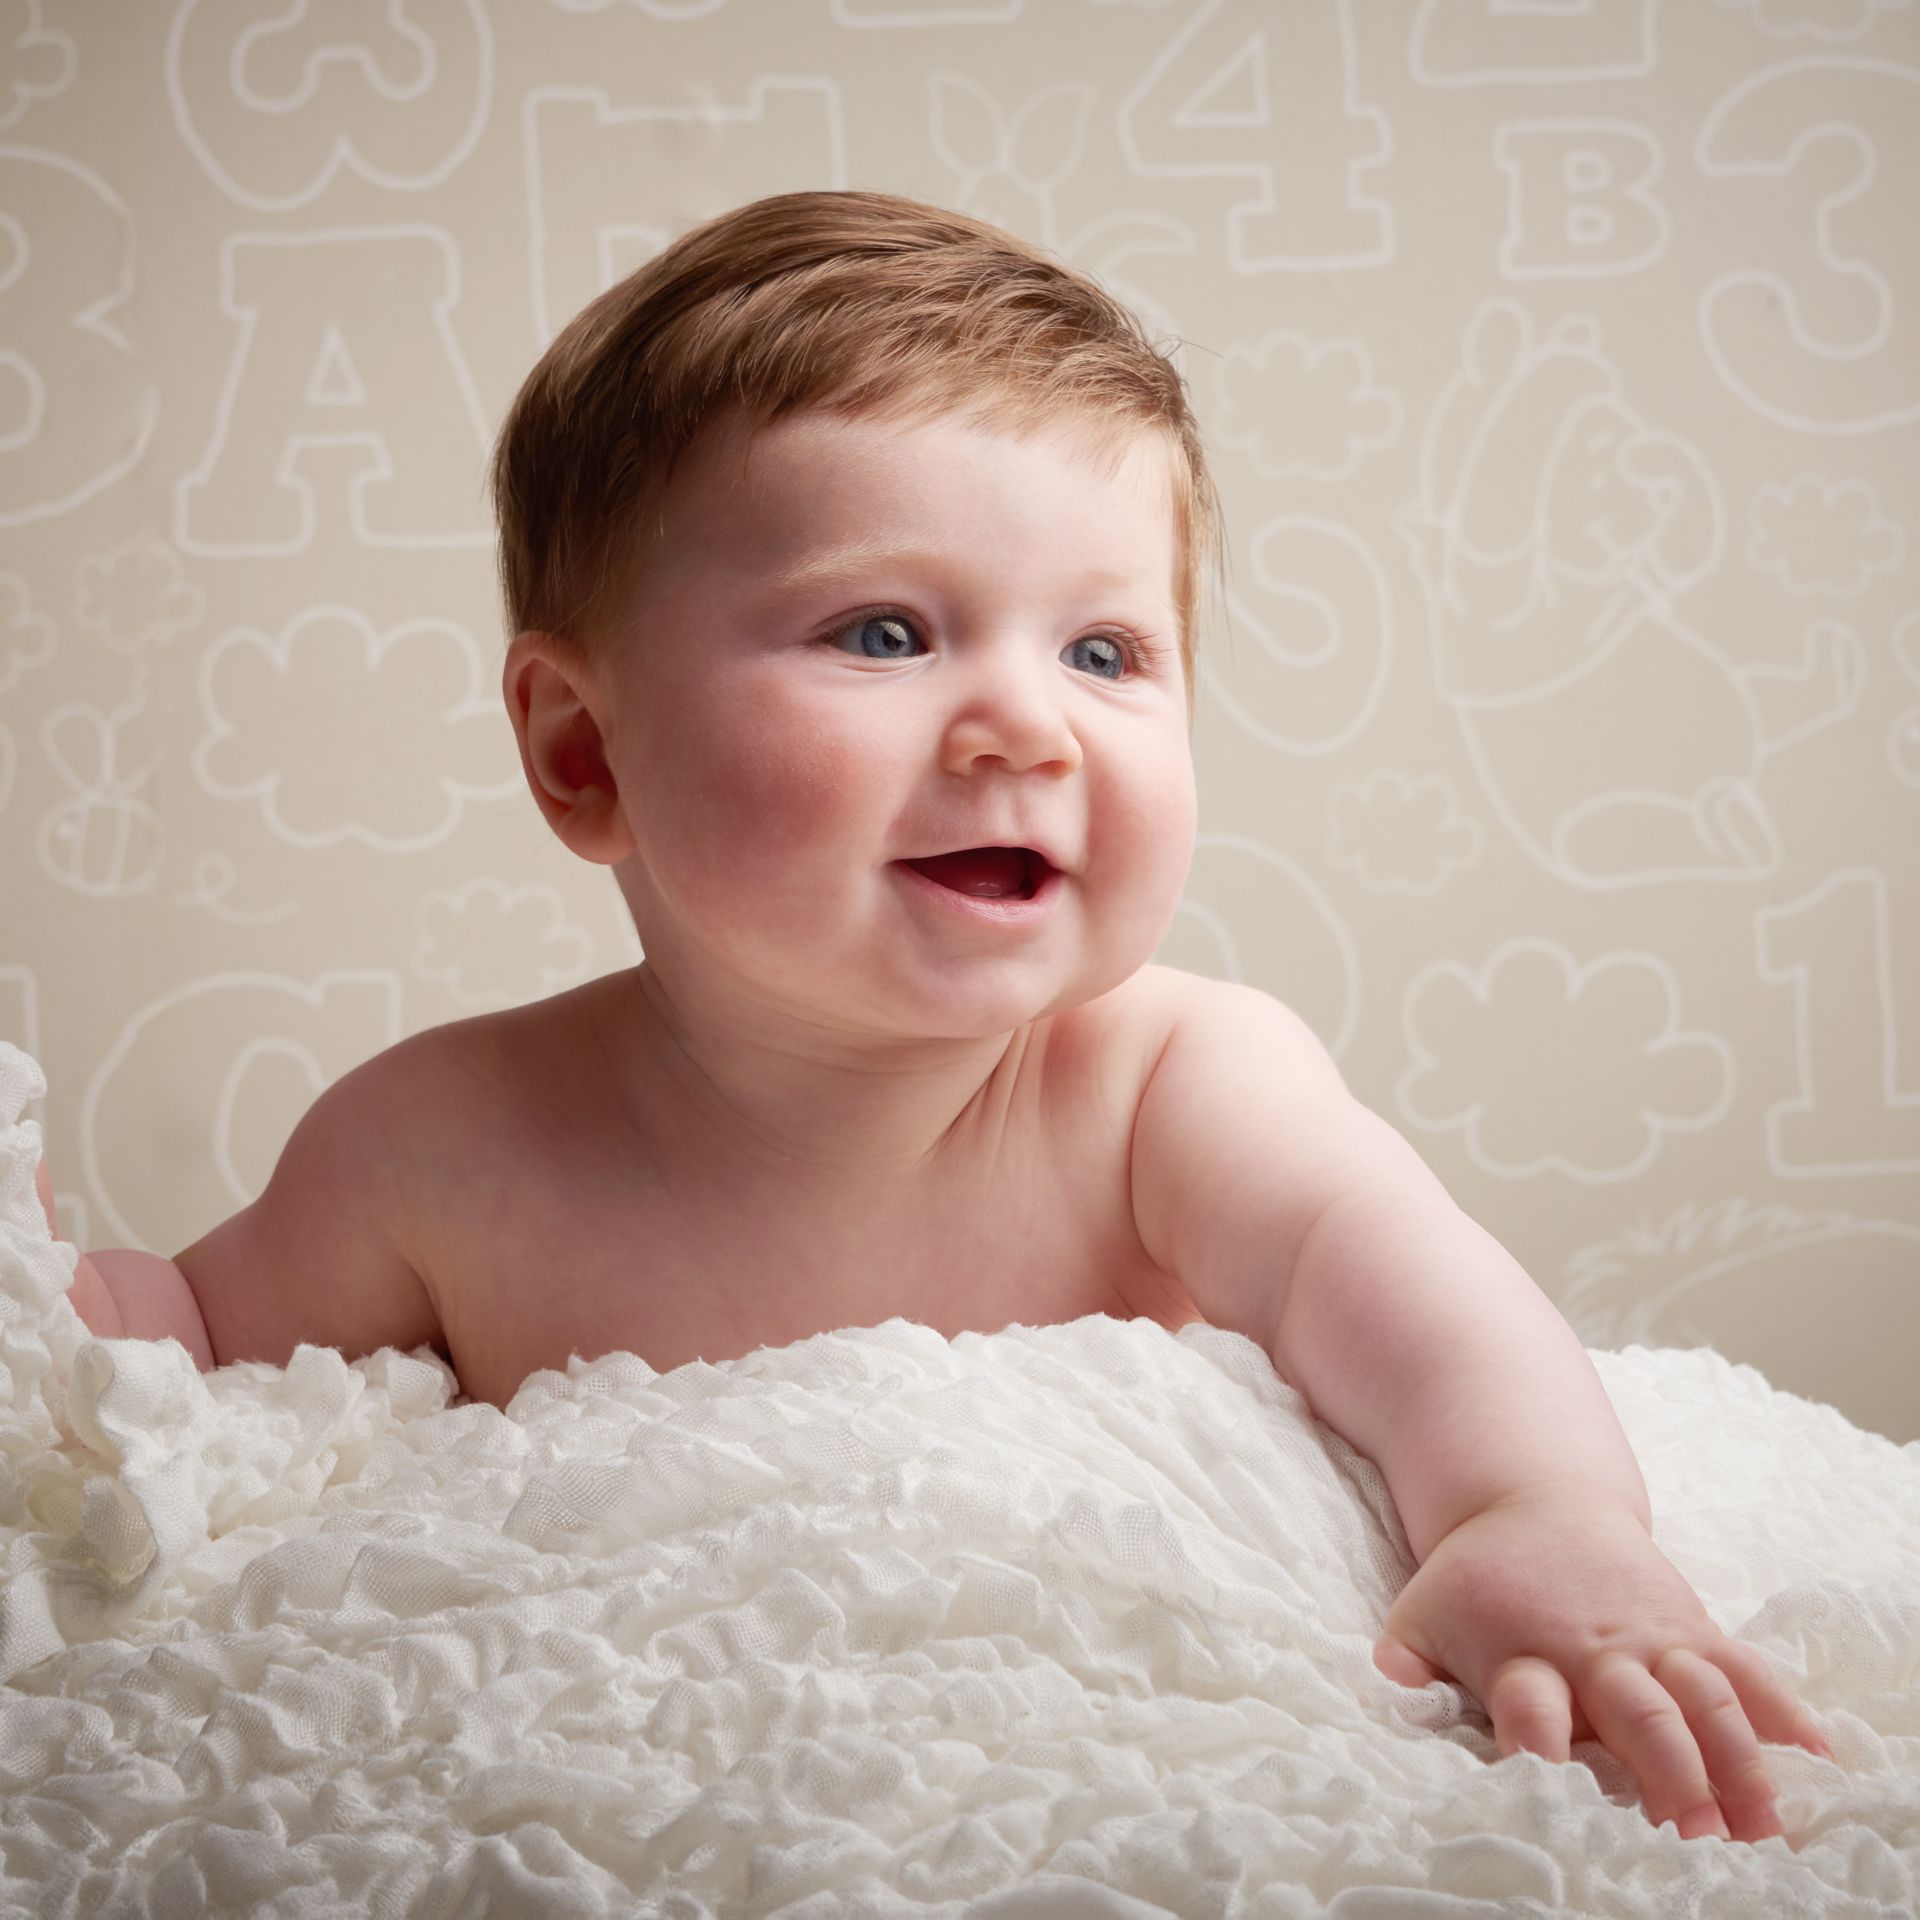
[1,1042,1913,1919]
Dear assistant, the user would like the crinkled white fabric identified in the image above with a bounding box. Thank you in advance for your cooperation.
[0,1041,1913,1919]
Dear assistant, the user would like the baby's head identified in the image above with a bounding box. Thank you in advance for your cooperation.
[488,189,1223,1039]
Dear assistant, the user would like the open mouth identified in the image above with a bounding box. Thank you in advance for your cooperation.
[899,846,1046,900]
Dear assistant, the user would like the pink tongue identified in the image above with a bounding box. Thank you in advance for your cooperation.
[905,847,1029,898]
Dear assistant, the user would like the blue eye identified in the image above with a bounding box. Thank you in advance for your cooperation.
[836,612,922,662]
[825,608,1149,681]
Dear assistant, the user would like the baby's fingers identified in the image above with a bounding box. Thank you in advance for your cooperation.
[1485,1655,1574,1765]
[1710,1637,1837,1762]
[1654,1648,1783,1842]
[1580,1652,1745,1842]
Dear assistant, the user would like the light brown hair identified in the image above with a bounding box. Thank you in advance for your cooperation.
[488,189,1226,722]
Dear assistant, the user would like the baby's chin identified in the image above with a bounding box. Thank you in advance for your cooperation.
[826,959,1120,1043]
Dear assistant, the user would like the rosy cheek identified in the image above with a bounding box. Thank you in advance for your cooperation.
[708,704,874,860]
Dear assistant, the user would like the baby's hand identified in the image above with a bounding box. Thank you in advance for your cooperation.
[1371,1489,1836,1845]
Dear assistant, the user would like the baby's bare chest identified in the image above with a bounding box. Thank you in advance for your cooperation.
[418,977,1201,1411]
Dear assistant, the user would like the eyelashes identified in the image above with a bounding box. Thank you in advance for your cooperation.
[823,605,1168,679]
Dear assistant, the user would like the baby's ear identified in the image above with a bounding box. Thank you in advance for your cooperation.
[502,634,635,864]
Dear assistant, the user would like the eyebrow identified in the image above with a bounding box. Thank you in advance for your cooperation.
[768,540,1153,601]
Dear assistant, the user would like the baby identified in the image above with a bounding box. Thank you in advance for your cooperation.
[40,189,1831,1846]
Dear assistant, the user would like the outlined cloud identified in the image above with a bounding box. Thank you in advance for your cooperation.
[1398,939,1736,1181]
[414,878,595,1009]
[1211,329,1400,482]
[1325,770,1482,896]
[1748,473,1906,596]
[193,608,518,852]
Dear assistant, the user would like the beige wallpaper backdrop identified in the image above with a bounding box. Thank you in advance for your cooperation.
[2,1,1915,1442]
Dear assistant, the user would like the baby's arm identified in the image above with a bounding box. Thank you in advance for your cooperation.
[40,1157,214,1367]
[1130,975,1831,1843]
[37,1038,444,1376]
[1131,977,1646,1549]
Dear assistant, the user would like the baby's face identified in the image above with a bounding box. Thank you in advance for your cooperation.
[594,406,1198,1036]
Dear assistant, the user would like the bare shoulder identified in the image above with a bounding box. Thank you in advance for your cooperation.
[359,979,621,1269]
[1126,967,1450,1354]
[1102,964,1340,1095]
[170,1017,478,1373]
[1146,968,1344,1074]
[1118,960,1207,1028]
[390,975,621,1099]
[1078,960,1199,1058]
[1124,968,1356,1212]
[1035,962,1193,1135]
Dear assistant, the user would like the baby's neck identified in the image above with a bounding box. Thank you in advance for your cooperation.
[603,963,1045,1183]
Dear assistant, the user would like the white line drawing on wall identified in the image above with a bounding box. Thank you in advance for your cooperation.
[1494,120,1670,279]
[36,688,164,898]
[1716,0,1913,48]
[1325,769,1484,897]
[1397,938,1738,1183]
[164,0,493,211]
[175,229,494,556]
[524,80,847,347]
[1159,833,1363,1060]
[1730,616,1869,760]
[1757,868,1920,1176]
[77,970,403,1253]
[1118,0,1393,273]
[1201,516,1396,755]
[1409,0,1657,84]
[1397,300,1865,887]
[1749,472,1906,594]
[0,0,75,132]
[74,537,207,658]
[928,71,1209,380]
[930,72,1096,240]
[0,149,159,529]
[170,850,299,926]
[1694,55,1919,435]
[1211,329,1401,483]
[192,607,519,853]
[413,877,595,1009]
[1560,1196,1920,1450]
[25,540,220,901]
[0,575,57,697]
[0,572,55,821]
